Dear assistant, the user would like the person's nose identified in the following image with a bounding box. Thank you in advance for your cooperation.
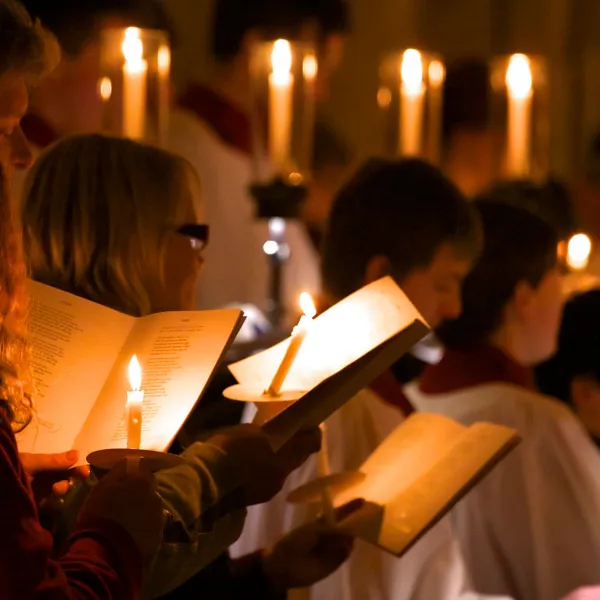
[10,126,33,171]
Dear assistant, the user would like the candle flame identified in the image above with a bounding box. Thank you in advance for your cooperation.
[506,54,532,100]
[122,27,144,69]
[567,233,592,270]
[299,292,317,318]
[428,60,445,86]
[401,49,423,94]
[271,39,292,80]
[98,77,112,101]
[128,354,142,391]
[303,54,318,79]
[158,45,171,74]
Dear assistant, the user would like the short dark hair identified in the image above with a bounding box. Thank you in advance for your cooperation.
[321,157,480,300]
[536,290,600,406]
[19,0,174,57]
[211,0,349,62]
[436,200,559,348]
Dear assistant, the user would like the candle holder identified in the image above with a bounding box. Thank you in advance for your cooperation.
[99,27,170,145]
[490,54,549,180]
[378,49,445,164]
[248,39,319,328]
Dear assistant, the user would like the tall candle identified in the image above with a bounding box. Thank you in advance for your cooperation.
[126,354,144,449]
[157,44,171,144]
[266,292,316,397]
[269,39,294,175]
[505,54,532,178]
[427,60,445,165]
[122,28,148,140]
[399,49,425,156]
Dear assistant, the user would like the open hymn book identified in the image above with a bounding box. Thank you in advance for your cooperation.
[292,412,520,558]
[18,281,244,463]
[225,277,430,450]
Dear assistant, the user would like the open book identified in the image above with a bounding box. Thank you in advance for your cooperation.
[290,412,519,558]
[19,281,244,461]
[225,277,430,450]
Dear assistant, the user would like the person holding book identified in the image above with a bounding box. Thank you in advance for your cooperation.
[20,132,354,598]
[405,198,600,600]
[231,158,518,600]
[0,1,166,597]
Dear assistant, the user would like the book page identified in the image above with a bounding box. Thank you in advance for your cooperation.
[73,308,243,458]
[230,277,428,393]
[335,413,466,508]
[18,281,134,454]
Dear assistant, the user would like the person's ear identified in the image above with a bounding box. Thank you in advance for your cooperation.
[364,255,391,286]
[570,374,599,413]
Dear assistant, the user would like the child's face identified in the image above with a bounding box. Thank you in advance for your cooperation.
[400,243,473,328]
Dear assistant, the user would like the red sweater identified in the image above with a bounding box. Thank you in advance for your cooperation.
[0,406,143,599]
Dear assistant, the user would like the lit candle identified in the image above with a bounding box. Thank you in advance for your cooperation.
[567,233,592,270]
[318,422,336,524]
[505,54,533,178]
[269,39,294,175]
[157,44,170,143]
[122,28,148,140]
[399,49,425,156]
[266,292,316,397]
[126,354,144,449]
[427,60,445,165]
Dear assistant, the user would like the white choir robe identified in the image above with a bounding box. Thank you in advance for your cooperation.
[167,107,320,312]
[405,381,600,600]
[231,388,510,600]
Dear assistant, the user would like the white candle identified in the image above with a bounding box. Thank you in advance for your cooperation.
[122,28,148,140]
[505,54,532,178]
[427,60,445,165]
[126,354,144,449]
[399,49,425,156]
[269,39,294,175]
[267,292,316,397]
[157,44,170,143]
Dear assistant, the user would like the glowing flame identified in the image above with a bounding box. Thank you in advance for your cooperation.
[271,39,292,84]
[158,44,171,74]
[98,77,112,100]
[122,27,145,71]
[303,54,318,79]
[429,60,445,86]
[128,354,142,391]
[401,49,423,94]
[299,292,317,319]
[506,54,532,100]
[567,233,592,271]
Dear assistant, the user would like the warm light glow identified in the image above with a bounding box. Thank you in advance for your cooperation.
[401,49,423,94]
[99,77,112,100]
[303,54,318,79]
[506,54,533,100]
[158,45,171,74]
[128,355,142,391]
[567,233,592,270]
[122,27,145,71]
[263,240,279,255]
[377,87,392,108]
[429,60,445,86]
[271,39,292,84]
[299,292,317,318]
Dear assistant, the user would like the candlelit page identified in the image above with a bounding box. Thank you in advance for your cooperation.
[229,277,427,393]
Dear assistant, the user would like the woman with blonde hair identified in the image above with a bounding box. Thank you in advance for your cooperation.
[0,1,165,598]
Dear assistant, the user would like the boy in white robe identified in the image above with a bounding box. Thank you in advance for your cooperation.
[232,158,511,600]
[406,198,600,600]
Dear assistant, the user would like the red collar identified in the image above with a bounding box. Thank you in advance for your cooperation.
[369,369,415,417]
[20,112,59,150]
[177,83,251,155]
[419,344,535,395]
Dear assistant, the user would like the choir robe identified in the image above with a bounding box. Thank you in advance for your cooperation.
[167,83,320,312]
[405,345,600,600]
[231,375,510,600]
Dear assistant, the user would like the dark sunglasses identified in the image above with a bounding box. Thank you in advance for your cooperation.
[177,224,210,254]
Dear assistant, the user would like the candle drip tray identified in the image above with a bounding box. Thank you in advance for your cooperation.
[223,384,305,403]
[87,448,184,472]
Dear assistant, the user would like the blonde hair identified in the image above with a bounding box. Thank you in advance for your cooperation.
[22,134,199,316]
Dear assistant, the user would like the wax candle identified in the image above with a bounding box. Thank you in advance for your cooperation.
[122,28,148,140]
[427,60,445,165]
[399,49,425,156]
[505,54,533,178]
[269,39,294,175]
[157,44,170,143]
[266,292,316,397]
[126,354,144,449]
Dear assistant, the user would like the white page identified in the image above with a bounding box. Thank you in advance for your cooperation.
[73,308,242,458]
[18,281,134,454]
[229,277,427,393]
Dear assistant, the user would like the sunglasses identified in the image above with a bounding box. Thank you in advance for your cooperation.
[177,224,210,254]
